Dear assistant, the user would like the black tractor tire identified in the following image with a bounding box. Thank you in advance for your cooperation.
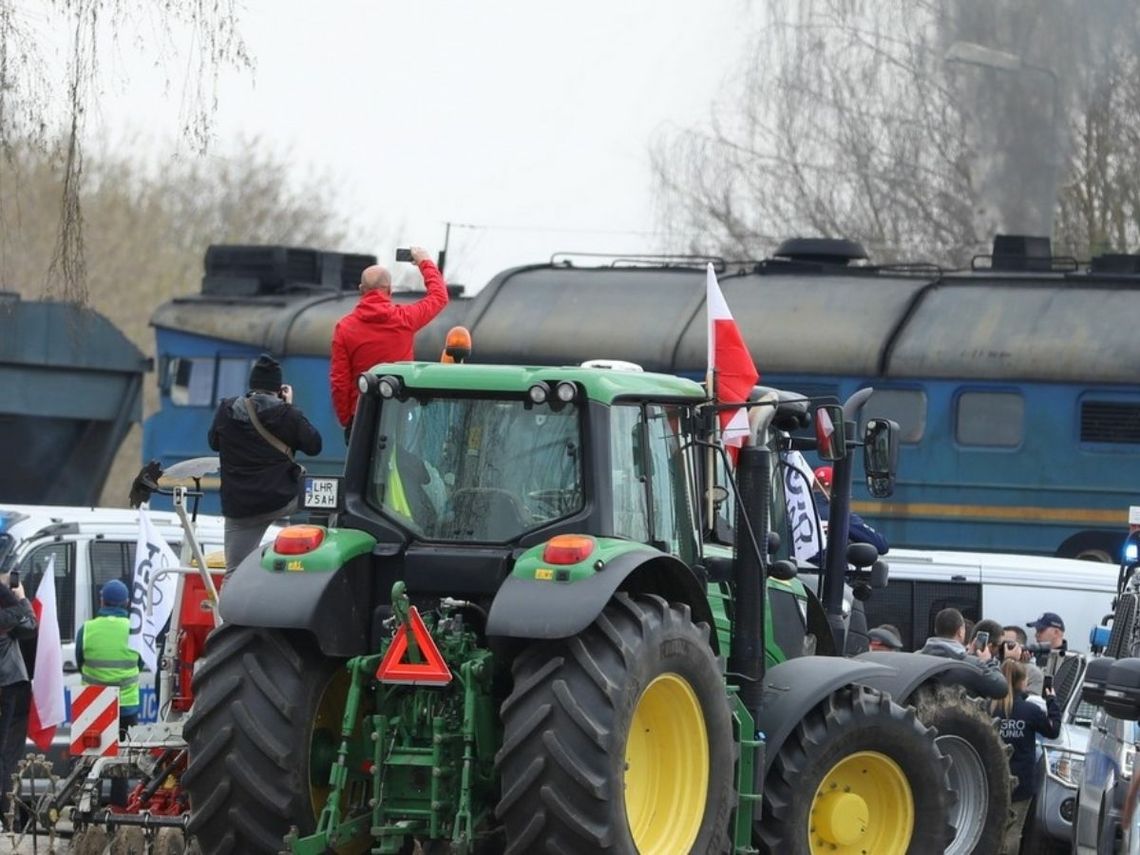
[495,593,734,855]
[182,624,345,854]
[911,684,1010,855]
[758,684,954,855]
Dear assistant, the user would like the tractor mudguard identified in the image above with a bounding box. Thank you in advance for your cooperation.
[486,548,715,644]
[218,552,374,658]
[757,656,896,770]
[854,650,1010,701]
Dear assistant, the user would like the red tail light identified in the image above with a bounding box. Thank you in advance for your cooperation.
[274,525,325,555]
[543,534,596,565]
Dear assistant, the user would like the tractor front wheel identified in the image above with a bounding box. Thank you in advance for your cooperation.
[182,624,346,854]
[758,685,954,855]
[495,592,735,854]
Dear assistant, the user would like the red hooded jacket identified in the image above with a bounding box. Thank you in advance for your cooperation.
[329,259,449,426]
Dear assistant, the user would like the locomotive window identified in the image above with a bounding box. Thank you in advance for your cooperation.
[861,389,926,444]
[956,392,1024,447]
[168,357,215,407]
[217,358,254,403]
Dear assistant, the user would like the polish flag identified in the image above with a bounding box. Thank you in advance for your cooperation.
[707,264,760,452]
[27,555,66,751]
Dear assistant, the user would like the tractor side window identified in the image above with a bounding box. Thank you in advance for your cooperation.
[610,404,698,563]
[644,405,698,564]
[610,405,650,543]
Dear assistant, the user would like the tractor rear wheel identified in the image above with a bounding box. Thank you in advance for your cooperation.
[912,684,1010,855]
[182,624,346,854]
[758,685,954,855]
[495,592,734,854]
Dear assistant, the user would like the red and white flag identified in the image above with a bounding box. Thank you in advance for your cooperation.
[27,555,67,751]
[707,263,760,452]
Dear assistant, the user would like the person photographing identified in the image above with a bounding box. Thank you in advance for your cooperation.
[209,354,323,575]
[329,246,450,443]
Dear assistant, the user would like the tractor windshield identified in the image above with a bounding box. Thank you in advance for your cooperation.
[366,395,583,542]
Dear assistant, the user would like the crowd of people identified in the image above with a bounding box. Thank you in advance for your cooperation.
[868,608,1071,853]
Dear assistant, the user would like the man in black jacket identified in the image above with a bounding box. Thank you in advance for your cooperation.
[0,571,36,822]
[208,354,323,575]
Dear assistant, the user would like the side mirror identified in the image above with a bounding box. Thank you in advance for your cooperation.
[846,542,879,570]
[863,417,900,498]
[769,559,798,581]
[814,405,847,461]
[871,559,889,589]
[1103,658,1140,721]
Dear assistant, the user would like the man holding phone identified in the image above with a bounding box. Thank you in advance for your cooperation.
[330,246,450,443]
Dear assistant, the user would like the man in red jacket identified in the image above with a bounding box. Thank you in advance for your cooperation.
[330,246,450,441]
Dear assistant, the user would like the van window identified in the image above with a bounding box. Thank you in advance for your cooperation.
[956,392,1024,447]
[20,543,76,642]
[863,579,981,651]
[90,541,134,617]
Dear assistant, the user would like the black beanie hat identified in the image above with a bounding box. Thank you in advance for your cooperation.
[249,353,283,392]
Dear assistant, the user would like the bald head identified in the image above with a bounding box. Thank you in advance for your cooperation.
[360,265,392,293]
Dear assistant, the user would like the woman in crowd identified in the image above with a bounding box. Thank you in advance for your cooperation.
[993,658,1061,854]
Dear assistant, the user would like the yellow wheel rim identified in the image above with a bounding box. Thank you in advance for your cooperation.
[809,751,914,855]
[624,673,709,854]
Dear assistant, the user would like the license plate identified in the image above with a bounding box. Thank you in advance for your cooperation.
[304,476,339,509]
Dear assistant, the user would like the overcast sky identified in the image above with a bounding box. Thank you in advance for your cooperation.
[89,1,755,290]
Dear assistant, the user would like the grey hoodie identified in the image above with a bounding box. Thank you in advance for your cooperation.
[920,635,1009,698]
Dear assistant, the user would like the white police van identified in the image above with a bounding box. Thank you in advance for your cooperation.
[0,505,228,730]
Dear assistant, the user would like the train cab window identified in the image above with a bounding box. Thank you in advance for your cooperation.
[956,391,1024,447]
[862,389,926,444]
[167,357,215,407]
[217,357,254,402]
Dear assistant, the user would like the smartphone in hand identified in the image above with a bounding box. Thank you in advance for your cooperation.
[396,248,413,262]
[8,569,19,589]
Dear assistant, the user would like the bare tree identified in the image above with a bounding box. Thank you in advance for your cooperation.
[0,137,353,505]
[654,0,1140,265]
[0,0,251,303]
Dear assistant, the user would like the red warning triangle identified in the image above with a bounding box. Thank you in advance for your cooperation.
[376,606,453,685]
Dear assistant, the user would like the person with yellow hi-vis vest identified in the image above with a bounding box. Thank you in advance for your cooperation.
[75,578,143,806]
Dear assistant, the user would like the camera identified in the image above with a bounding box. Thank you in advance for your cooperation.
[395,248,414,262]
[1024,641,1052,656]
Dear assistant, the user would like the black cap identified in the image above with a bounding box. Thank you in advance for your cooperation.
[869,626,903,650]
[249,353,282,392]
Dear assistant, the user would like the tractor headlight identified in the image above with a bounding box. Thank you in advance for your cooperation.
[555,381,577,403]
[1045,748,1085,789]
[528,382,550,405]
[377,375,404,400]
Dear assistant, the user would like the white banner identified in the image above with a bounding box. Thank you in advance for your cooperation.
[130,509,180,672]
[782,450,825,565]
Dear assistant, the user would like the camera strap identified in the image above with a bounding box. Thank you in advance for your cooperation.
[239,397,294,461]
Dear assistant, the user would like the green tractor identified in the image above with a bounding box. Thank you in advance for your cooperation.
[183,363,956,854]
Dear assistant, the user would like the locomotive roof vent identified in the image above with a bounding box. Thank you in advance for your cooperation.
[201,245,377,297]
[1089,253,1140,275]
[772,237,868,267]
[990,234,1053,272]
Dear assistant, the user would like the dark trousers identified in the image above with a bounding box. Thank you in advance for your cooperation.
[110,711,139,808]
[0,680,31,819]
